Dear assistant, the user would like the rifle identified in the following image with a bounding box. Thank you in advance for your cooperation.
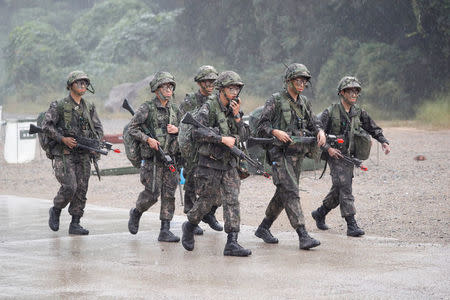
[29,124,117,156]
[122,99,176,173]
[181,112,270,178]
[29,124,120,180]
[247,136,316,149]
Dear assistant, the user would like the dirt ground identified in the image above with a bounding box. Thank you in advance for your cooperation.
[1,118,449,244]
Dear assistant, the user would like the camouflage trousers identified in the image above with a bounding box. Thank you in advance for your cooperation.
[136,158,178,221]
[265,153,305,229]
[53,154,91,217]
[187,166,240,233]
[322,157,356,217]
[182,164,196,214]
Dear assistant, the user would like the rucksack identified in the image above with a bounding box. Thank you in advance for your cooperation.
[36,111,56,159]
[123,122,142,168]
[177,107,202,163]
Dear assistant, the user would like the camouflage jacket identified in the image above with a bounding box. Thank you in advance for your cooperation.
[128,97,180,160]
[256,89,322,154]
[320,101,389,154]
[178,91,210,119]
[193,93,250,170]
[42,94,103,156]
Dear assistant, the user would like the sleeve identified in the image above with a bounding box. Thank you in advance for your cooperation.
[256,96,277,138]
[42,101,64,143]
[90,104,104,140]
[360,109,389,144]
[305,100,323,135]
[319,108,332,151]
[128,103,151,143]
[177,96,190,120]
[192,103,222,144]
[235,110,250,142]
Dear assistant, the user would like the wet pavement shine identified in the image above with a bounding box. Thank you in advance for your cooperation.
[0,195,448,299]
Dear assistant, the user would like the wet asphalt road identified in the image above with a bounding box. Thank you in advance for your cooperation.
[0,195,448,299]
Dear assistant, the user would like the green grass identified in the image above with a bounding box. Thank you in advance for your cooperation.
[415,95,450,129]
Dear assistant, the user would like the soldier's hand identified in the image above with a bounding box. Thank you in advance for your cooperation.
[167,124,178,134]
[317,130,326,147]
[62,137,77,149]
[147,137,160,150]
[221,136,236,148]
[272,129,293,144]
[382,143,390,155]
[328,147,343,159]
[230,98,240,117]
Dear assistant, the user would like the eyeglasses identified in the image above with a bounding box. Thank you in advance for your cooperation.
[75,80,89,88]
[160,84,174,92]
[201,80,215,88]
[344,88,360,95]
[292,78,309,86]
[225,86,240,93]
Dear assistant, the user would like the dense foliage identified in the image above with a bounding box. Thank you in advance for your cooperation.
[0,0,448,118]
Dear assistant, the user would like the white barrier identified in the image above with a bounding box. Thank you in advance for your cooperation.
[4,119,37,163]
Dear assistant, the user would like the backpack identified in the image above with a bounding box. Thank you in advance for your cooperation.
[123,122,142,168]
[177,107,202,163]
[36,111,56,159]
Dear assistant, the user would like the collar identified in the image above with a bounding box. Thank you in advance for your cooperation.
[153,96,170,109]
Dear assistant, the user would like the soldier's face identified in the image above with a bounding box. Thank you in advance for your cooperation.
[198,80,215,95]
[341,88,360,105]
[290,77,308,93]
[71,80,87,96]
[158,84,174,99]
[223,85,240,99]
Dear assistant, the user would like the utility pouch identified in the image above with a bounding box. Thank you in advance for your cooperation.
[353,128,372,160]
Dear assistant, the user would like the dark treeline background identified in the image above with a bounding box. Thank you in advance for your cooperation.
[0,0,448,119]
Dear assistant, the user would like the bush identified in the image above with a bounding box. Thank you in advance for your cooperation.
[416,93,450,129]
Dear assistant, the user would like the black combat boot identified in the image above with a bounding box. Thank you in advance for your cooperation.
[296,225,320,250]
[181,221,196,251]
[255,217,279,244]
[69,216,89,235]
[311,205,331,230]
[202,206,223,231]
[223,232,252,257]
[193,225,204,235]
[158,220,180,242]
[128,208,142,235]
[345,215,365,237]
[48,207,61,231]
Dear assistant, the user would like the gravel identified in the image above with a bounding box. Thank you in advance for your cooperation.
[1,118,448,244]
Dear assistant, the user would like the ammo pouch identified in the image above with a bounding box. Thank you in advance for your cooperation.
[353,128,372,160]
[198,143,225,161]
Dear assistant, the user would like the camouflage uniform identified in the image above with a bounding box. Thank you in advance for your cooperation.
[187,92,249,233]
[312,76,389,237]
[178,91,210,213]
[319,103,389,217]
[43,87,103,235]
[128,97,180,221]
[256,89,322,229]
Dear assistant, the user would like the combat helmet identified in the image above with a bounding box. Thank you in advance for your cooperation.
[214,71,244,89]
[284,63,311,82]
[66,70,94,93]
[194,65,219,82]
[337,76,361,94]
[150,71,176,92]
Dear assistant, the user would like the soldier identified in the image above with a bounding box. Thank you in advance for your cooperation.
[311,76,390,236]
[255,63,326,250]
[44,71,103,235]
[181,71,252,257]
[127,71,181,243]
[178,65,223,235]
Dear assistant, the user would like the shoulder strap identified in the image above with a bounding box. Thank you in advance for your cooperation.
[83,100,98,139]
